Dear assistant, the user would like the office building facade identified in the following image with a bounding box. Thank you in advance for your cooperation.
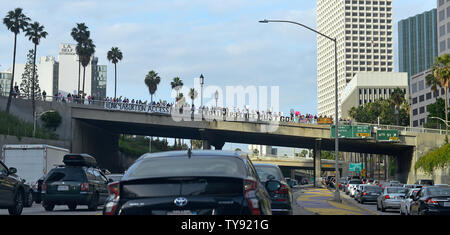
[398,9,438,79]
[340,72,408,119]
[317,0,394,118]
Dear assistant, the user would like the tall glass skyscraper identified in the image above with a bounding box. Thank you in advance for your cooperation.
[398,9,438,78]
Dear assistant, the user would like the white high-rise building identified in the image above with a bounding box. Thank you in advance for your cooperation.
[58,43,94,96]
[317,0,394,118]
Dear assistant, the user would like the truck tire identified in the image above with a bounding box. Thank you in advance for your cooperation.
[8,190,24,215]
[24,190,34,207]
[68,203,77,211]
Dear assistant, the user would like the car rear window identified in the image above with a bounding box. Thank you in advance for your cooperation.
[364,186,382,192]
[427,187,450,196]
[254,165,283,182]
[124,156,247,179]
[45,167,86,182]
[387,187,407,194]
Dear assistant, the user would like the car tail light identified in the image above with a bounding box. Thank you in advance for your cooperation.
[108,182,120,196]
[424,198,438,205]
[104,195,120,215]
[244,179,260,215]
[42,183,47,193]
[80,183,89,192]
[363,192,367,196]
[274,184,289,202]
[385,195,390,199]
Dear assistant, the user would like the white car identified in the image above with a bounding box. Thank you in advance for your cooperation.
[346,179,363,195]
[399,188,421,215]
[350,184,360,198]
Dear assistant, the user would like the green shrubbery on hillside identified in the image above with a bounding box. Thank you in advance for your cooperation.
[0,110,58,140]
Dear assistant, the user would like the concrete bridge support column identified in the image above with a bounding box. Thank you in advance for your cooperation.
[313,139,322,188]
[72,119,120,173]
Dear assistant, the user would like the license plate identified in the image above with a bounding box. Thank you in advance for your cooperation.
[167,210,197,215]
[444,202,450,207]
[57,185,69,191]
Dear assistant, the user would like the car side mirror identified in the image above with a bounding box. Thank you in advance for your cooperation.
[265,180,281,192]
[8,167,17,175]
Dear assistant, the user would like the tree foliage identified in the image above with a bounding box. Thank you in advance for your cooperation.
[40,111,62,131]
[20,49,41,99]
[348,89,410,126]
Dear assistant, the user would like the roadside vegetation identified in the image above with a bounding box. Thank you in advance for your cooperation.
[119,135,189,158]
[0,110,58,140]
[415,143,450,175]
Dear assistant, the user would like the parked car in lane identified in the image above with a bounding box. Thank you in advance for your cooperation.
[41,154,109,211]
[399,188,421,215]
[0,160,27,215]
[104,150,273,215]
[254,163,293,215]
[410,185,450,215]
[377,187,408,212]
[355,185,383,204]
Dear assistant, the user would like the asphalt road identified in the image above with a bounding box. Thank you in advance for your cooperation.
[0,204,102,215]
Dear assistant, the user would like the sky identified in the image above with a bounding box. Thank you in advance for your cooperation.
[0,0,437,152]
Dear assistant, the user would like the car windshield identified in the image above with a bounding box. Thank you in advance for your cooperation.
[124,156,247,179]
[254,165,283,181]
[427,187,450,196]
[387,187,407,194]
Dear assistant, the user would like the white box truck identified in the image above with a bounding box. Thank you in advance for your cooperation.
[1,144,70,185]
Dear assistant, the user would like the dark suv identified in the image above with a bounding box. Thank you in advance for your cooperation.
[41,154,109,211]
[0,160,27,215]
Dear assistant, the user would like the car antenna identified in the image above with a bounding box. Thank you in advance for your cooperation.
[188,148,192,159]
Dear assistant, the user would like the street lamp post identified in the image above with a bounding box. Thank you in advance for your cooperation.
[260,19,341,202]
[200,74,204,118]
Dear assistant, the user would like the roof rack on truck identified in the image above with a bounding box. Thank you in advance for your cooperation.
[63,154,97,167]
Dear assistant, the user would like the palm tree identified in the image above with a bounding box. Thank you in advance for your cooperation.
[71,23,90,94]
[171,77,183,98]
[107,47,123,99]
[390,88,406,126]
[431,55,450,142]
[3,8,30,113]
[76,38,96,96]
[25,21,48,121]
[426,72,442,129]
[144,70,161,103]
[188,88,198,106]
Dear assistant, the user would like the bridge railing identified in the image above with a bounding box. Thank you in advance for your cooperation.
[3,94,446,135]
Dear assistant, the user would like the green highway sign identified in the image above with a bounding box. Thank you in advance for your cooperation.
[377,129,399,141]
[331,125,353,138]
[349,163,364,172]
[353,125,371,138]
[331,125,372,139]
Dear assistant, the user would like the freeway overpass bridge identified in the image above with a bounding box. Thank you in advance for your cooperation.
[1,97,447,185]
